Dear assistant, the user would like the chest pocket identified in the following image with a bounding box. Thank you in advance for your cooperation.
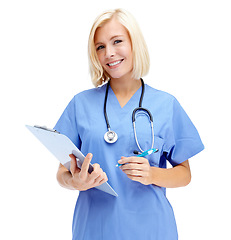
[147,136,164,167]
[130,112,164,167]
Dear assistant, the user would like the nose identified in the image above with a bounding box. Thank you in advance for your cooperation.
[105,45,115,58]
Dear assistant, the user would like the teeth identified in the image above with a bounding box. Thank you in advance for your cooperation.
[108,60,122,66]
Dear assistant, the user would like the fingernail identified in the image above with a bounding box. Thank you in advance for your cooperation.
[118,160,122,163]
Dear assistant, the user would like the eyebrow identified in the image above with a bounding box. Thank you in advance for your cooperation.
[95,35,124,46]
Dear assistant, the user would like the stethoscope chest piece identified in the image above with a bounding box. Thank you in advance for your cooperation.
[104,130,118,144]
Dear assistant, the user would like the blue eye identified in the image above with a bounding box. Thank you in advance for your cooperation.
[114,40,122,44]
[96,45,104,51]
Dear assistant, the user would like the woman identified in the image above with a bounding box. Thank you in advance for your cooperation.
[55,9,204,240]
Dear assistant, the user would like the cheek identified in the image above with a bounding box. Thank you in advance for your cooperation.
[96,53,103,65]
[95,49,106,65]
[122,46,133,64]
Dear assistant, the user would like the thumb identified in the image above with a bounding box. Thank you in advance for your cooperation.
[69,154,78,175]
[81,153,93,174]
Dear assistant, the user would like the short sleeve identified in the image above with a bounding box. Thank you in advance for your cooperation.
[163,98,204,166]
[54,96,81,149]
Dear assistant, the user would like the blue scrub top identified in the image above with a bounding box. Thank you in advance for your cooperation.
[54,83,204,240]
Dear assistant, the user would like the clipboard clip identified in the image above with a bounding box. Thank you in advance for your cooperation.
[34,125,60,134]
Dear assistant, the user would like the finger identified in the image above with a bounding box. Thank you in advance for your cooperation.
[120,163,144,171]
[122,169,144,177]
[97,172,108,185]
[81,153,93,174]
[92,172,108,186]
[92,163,100,171]
[118,156,146,166]
[89,164,103,180]
[69,154,76,160]
[69,154,81,172]
[70,156,77,175]
[103,172,108,182]
[89,165,105,181]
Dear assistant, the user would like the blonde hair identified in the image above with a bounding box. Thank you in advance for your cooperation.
[88,9,150,87]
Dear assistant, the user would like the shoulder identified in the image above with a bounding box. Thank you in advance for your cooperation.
[145,84,177,105]
[144,84,186,119]
[72,84,107,103]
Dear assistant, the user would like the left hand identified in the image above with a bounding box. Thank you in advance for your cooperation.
[118,156,152,185]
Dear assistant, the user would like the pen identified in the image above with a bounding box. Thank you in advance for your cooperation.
[116,148,159,167]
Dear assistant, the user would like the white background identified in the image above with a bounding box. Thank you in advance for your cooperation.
[1,0,230,239]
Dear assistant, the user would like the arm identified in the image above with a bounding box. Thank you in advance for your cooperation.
[57,163,75,190]
[57,153,108,191]
[149,160,191,188]
[118,157,191,188]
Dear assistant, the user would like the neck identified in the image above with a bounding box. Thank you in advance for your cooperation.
[110,77,141,95]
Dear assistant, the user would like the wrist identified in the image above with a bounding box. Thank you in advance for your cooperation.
[61,171,77,190]
[149,166,157,185]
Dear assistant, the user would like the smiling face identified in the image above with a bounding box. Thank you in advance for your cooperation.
[94,18,133,81]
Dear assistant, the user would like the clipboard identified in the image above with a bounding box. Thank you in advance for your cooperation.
[26,125,118,197]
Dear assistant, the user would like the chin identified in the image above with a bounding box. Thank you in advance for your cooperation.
[108,71,133,80]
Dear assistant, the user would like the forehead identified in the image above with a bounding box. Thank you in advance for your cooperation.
[94,18,129,43]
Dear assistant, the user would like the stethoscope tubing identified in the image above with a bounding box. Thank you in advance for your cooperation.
[104,78,146,130]
[104,81,111,131]
[132,107,153,123]
[104,78,155,152]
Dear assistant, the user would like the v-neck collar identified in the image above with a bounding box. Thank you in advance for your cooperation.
[108,84,142,111]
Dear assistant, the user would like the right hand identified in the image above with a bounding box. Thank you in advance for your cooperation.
[68,153,108,191]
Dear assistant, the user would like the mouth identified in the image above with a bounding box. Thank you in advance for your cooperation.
[106,59,124,67]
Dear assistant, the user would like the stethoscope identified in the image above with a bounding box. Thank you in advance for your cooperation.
[104,78,156,154]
